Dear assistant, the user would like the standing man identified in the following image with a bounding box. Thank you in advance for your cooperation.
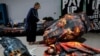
[26,2,40,45]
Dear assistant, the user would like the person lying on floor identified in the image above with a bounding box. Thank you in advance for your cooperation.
[44,41,100,56]
[0,37,31,56]
[43,13,100,56]
[42,13,85,45]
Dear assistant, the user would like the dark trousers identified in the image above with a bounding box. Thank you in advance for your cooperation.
[26,28,37,42]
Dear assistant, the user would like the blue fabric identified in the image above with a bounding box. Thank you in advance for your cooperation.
[0,37,31,56]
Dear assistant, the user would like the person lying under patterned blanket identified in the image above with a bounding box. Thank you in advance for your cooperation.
[0,37,31,56]
[43,12,100,56]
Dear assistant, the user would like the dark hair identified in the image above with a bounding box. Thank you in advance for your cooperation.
[34,2,40,6]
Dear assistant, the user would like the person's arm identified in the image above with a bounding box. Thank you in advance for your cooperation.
[26,8,39,23]
[32,8,39,22]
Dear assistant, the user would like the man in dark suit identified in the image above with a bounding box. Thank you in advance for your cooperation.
[25,2,40,45]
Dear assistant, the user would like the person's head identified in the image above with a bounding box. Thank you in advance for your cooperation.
[34,2,40,10]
